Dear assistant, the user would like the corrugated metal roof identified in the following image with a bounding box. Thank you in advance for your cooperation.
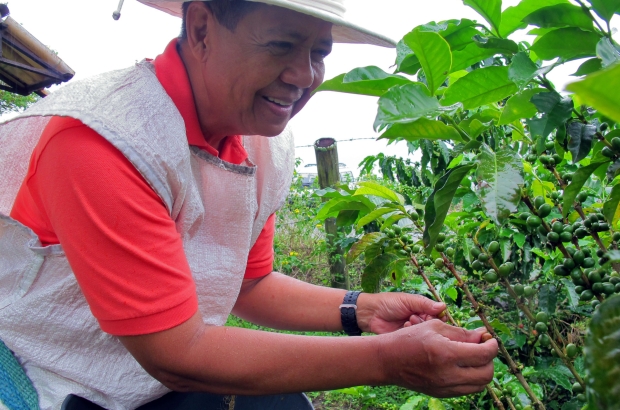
[0,14,74,96]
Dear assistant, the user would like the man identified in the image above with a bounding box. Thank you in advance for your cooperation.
[0,1,498,409]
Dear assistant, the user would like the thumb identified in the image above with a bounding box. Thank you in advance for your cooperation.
[437,323,488,344]
[407,294,446,316]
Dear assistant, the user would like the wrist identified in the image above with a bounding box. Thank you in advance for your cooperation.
[355,293,378,333]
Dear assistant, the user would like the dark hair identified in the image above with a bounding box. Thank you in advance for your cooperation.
[180,0,260,38]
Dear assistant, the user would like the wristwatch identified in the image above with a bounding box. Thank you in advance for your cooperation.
[340,291,363,336]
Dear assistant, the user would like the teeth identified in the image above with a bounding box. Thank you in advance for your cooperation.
[266,96,292,106]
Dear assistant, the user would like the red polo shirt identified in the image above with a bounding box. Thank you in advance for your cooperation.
[10,39,276,336]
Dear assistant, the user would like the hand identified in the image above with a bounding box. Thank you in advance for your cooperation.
[378,320,498,398]
[356,292,447,334]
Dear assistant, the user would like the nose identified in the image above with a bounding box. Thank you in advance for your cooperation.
[280,49,315,90]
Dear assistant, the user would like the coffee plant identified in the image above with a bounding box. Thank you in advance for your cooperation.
[314,1,620,408]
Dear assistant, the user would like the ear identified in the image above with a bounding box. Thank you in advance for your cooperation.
[184,2,213,62]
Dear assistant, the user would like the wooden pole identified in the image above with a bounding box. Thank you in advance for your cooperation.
[314,138,349,290]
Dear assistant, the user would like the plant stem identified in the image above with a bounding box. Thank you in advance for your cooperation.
[410,256,457,326]
[441,254,545,409]
[488,383,506,410]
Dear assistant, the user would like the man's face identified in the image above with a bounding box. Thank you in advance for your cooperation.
[198,4,333,138]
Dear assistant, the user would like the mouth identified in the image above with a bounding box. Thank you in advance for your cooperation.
[262,95,298,107]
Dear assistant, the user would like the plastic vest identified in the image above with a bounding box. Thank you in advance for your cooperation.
[0,61,294,410]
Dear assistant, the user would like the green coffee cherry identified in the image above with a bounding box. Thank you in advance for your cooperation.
[434,258,445,269]
[488,241,500,254]
[566,344,578,359]
[484,270,499,283]
[514,284,525,296]
[538,203,552,218]
[535,322,548,333]
[560,231,573,243]
[524,286,536,298]
[580,289,594,301]
[527,216,542,228]
[534,196,546,209]
[577,192,589,203]
[547,232,560,243]
[536,312,549,323]
[602,146,615,158]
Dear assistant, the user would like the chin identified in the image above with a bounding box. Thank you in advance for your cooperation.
[253,122,289,137]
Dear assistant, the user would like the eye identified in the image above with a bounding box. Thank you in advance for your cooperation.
[312,48,331,62]
[268,41,294,54]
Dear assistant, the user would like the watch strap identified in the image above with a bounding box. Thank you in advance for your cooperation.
[340,291,362,336]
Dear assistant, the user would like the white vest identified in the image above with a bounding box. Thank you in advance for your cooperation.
[0,61,295,410]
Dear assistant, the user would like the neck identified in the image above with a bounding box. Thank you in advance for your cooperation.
[178,40,229,151]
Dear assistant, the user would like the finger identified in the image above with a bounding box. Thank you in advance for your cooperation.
[452,338,499,368]
[408,315,424,325]
[402,294,446,316]
[428,383,490,398]
[403,321,412,328]
[435,322,488,343]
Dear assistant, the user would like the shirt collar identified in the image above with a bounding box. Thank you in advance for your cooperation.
[153,39,248,164]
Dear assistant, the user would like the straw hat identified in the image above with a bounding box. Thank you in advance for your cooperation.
[137,0,396,48]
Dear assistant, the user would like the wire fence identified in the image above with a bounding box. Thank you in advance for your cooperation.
[295,137,376,149]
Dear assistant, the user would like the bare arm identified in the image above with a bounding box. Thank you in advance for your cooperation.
[232,272,447,334]
[119,313,497,398]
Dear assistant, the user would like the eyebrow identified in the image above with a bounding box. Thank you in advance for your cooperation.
[265,28,333,48]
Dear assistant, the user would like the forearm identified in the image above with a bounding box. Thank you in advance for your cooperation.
[121,313,384,395]
[232,272,348,332]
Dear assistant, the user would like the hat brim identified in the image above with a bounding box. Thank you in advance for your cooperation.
[137,0,396,48]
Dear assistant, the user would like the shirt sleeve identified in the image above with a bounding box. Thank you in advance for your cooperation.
[244,213,275,279]
[28,122,198,336]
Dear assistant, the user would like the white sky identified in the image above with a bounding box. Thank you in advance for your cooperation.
[6,0,618,175]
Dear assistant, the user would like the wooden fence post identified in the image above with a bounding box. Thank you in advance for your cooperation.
[314,138,349,290]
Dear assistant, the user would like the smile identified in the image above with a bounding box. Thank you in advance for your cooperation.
[263,96,295,107]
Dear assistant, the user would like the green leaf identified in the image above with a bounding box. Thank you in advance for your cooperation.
[379,118,463,143]
[499,88,544,125]
[427,397,447,410]
[603,184,620,227]
[347,232,386,263]
[476,144,524,225]
[395,40,421,75]
[442,21,482,51]
[567,121,597,163]
[571,58,603,76]
[463,0,502,35]
[499,0,570,37]
[361,253,400,293]
[356,208,396,229]
[373,83,450,131]
[423,165,475,252]
[509,52,540,88]
[451,42,502,72]
[567,64,620,124]
[588,0,620,22]
[472,35,519,55]
[514,232,526,248]
[527,92,574,138]
[586,295,620,409]
[596,38,620,68]
[538,284,558,316]
[489,318,513,337]
[442,66,518,110]
[355,181,404,204]
[522,3,594,31]
[530,27,601,61]
[404,30,452,95]
[316,66,411,97]
[562,161,610,217]
[539,365,573,390]
[561,278,580,308]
